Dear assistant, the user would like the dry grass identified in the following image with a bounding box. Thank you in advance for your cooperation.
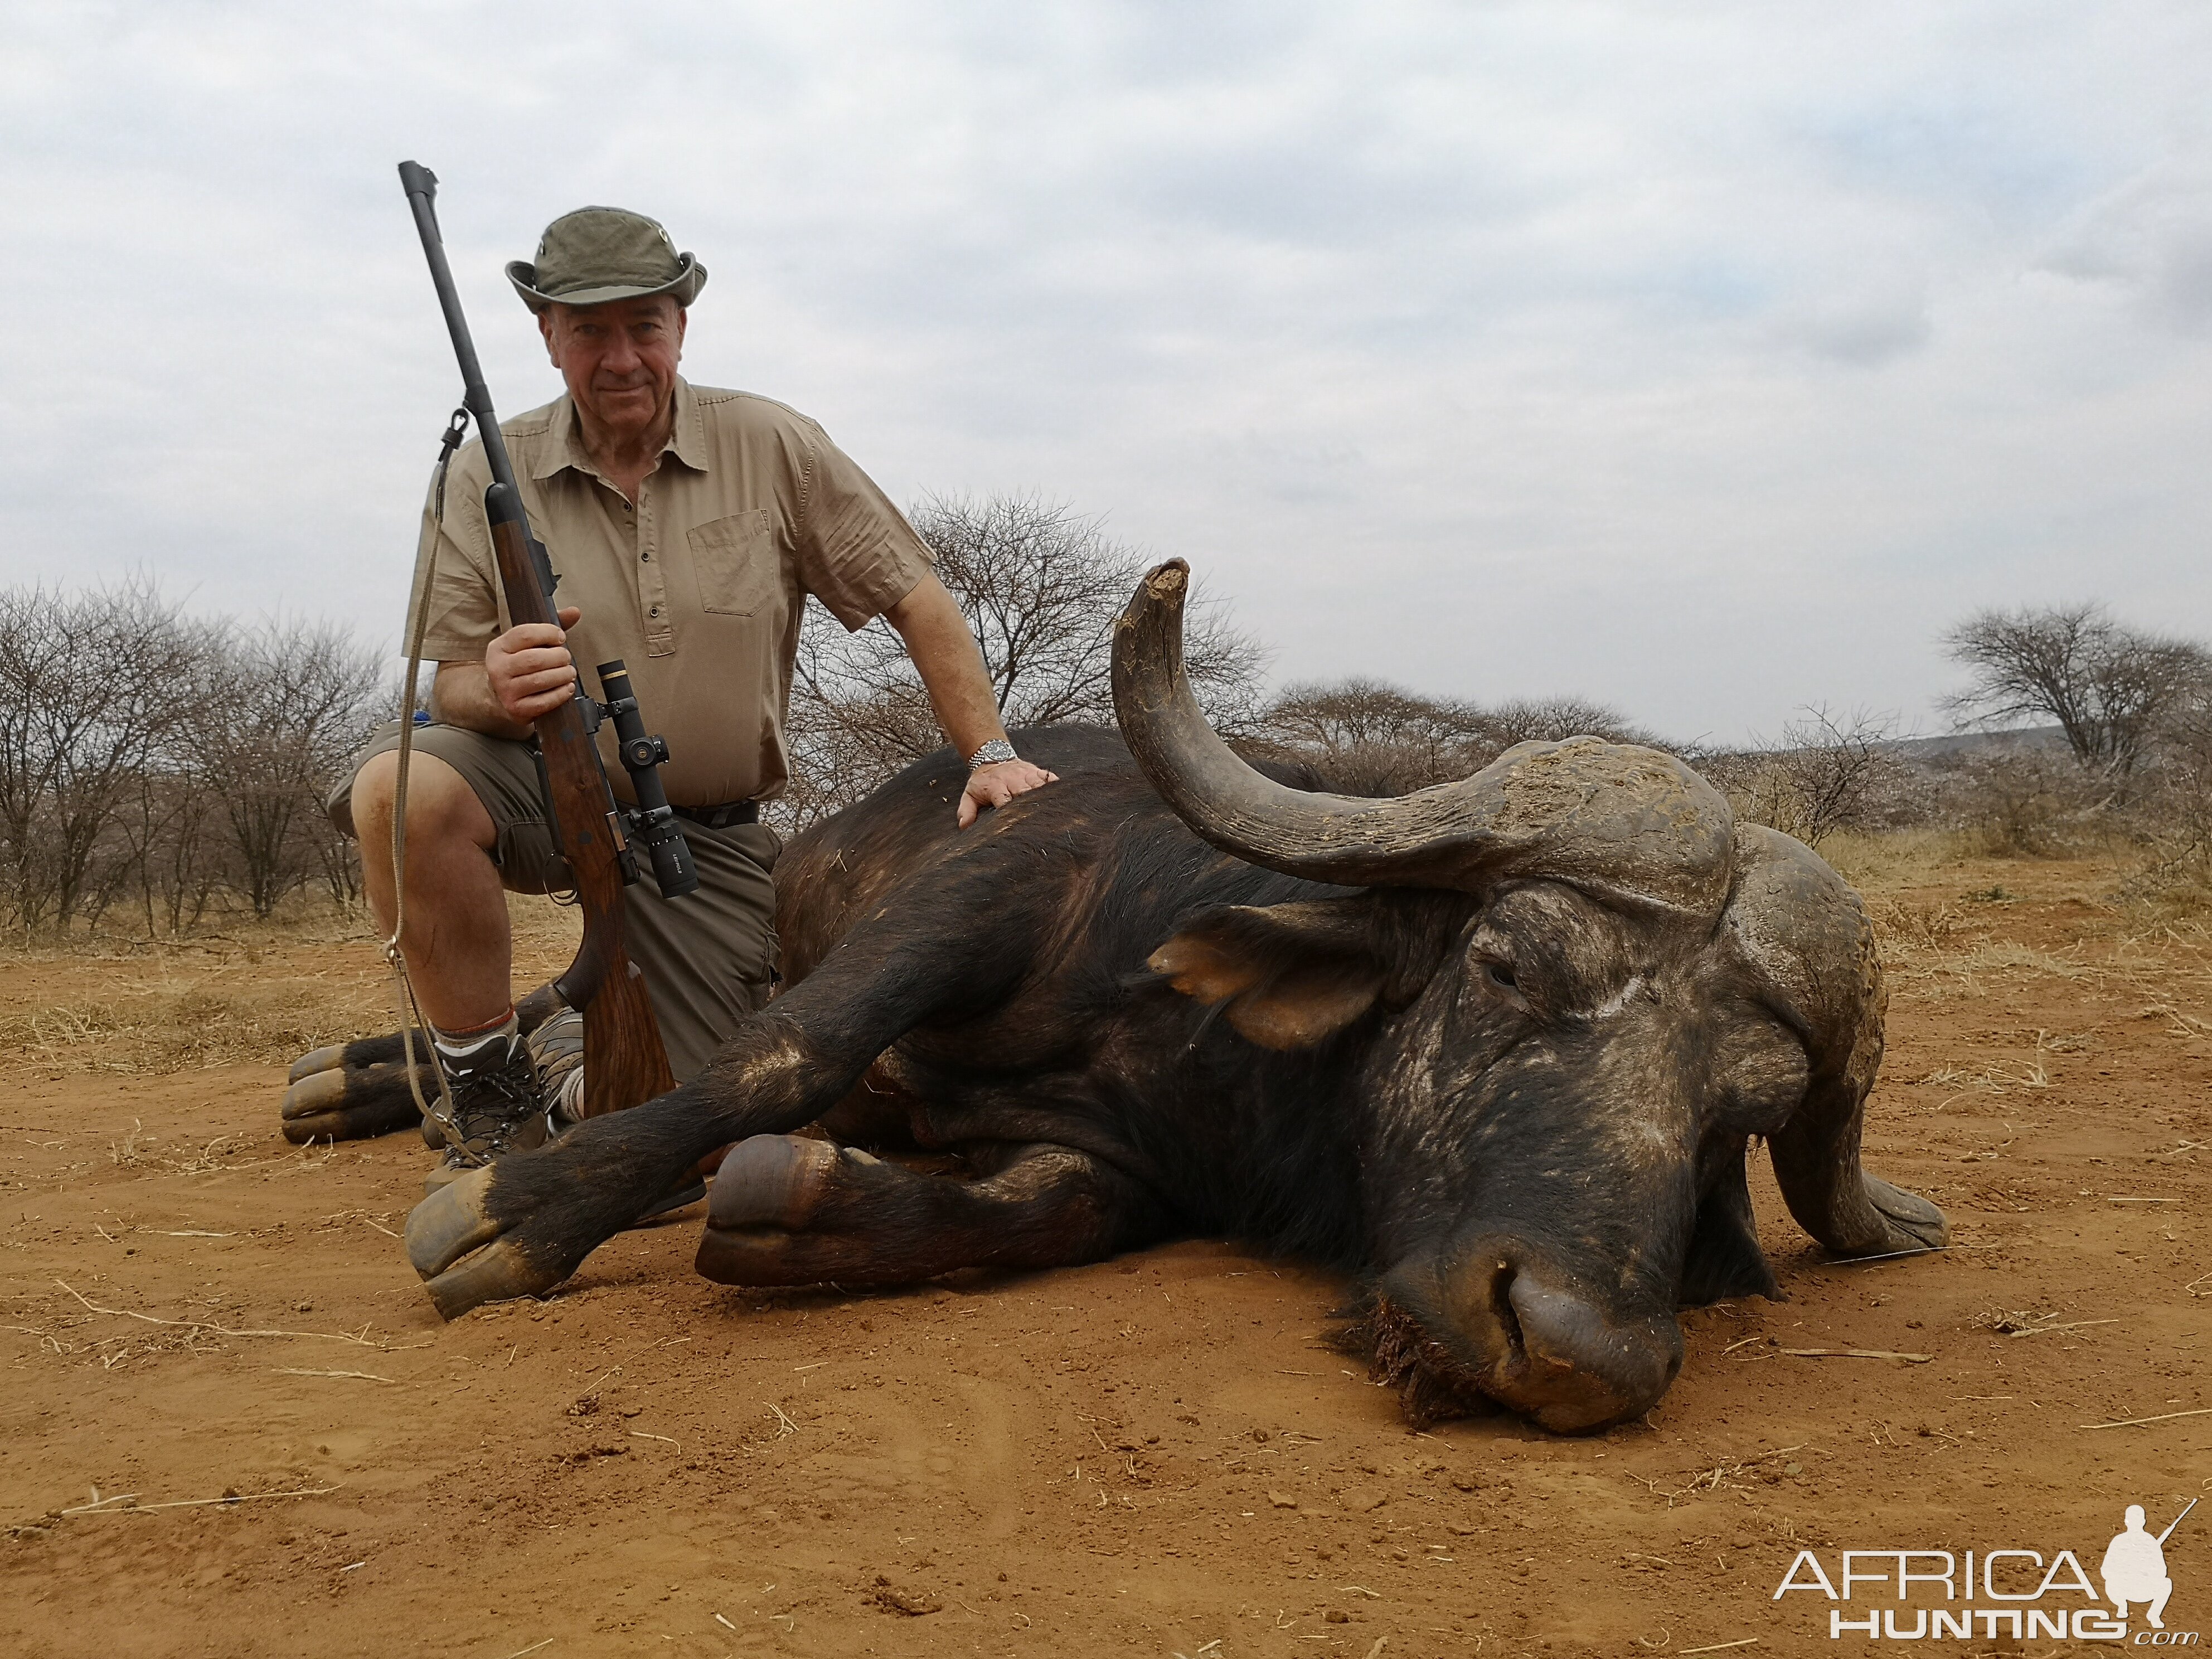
[1825,837,2212,1036]
[1912,1034,2056,1099]
[1624,1445,1809,1508]
[0,986,368,1074]
[1864,896,1972,961]
[1819,828,1985,892]
[0,894,580,1076]
[1943,940,2097,980]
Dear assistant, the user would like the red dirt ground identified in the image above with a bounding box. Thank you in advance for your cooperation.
[0,845,2205,1657]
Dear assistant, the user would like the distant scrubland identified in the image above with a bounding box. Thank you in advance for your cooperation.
[5,498,2207,943]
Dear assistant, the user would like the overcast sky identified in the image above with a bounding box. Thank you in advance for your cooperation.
[4,1,2209,744]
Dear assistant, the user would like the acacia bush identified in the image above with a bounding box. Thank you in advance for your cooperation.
[2110,680,2212,898]
[1918,743,2109,857]
[1693,707,1917,849]
[1249,680,1650,797]
[1942,602,2210,785]
[1930,602,2212,882]
[203,617,386,918]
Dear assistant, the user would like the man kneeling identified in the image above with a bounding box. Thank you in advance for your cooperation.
[333,203,1053,1195]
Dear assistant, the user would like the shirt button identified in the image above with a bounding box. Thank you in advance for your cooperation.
[649,605,661,617]
[641,551,652,562]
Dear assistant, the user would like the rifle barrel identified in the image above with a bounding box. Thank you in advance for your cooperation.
[2156,1496,2196,1546]
[398,161,556,605]
[397,161,523,505]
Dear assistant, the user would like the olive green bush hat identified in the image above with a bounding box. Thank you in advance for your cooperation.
[507,206,707,312]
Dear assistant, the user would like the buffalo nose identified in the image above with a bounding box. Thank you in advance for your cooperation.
[1440,1250,1682,1433]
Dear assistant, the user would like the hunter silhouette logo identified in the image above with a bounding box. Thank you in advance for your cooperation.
[1771,1496,2197,1642]
[2105,1500,2193,1630]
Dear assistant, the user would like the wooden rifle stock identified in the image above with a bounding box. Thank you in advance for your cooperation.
[483,493,675,1117]
[401,159,675,1119]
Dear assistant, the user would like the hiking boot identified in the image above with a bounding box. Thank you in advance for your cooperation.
[527,1007,586,1131]
[422,1021,551,1196]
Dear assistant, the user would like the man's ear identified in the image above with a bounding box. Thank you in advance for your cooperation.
[1148,892,1466,1051]
[539,307,560,365]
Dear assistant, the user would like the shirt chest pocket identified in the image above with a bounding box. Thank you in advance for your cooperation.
[687,509,780,617]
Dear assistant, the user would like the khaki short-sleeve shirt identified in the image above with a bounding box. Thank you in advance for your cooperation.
[409,379,932,806]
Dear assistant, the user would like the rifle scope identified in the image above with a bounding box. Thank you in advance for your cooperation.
[595,661,700,900]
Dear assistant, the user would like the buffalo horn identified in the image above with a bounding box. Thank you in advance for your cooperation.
[1110,561,1733,910]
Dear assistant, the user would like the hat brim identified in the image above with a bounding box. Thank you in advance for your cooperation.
[506,252,706,314]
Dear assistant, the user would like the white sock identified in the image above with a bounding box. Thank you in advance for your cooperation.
[431,1011,520,1079]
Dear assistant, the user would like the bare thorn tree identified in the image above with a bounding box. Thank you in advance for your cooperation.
[1941,602,2211,782]
[1478,696,1653,752]
[783,493,1267,826]
[201,617,388,918]
[2130,677,2212,889]
[115,640,232,936]
[0,577,204,937]
[1254,679,1493,795]
[1699,705,1906,848]
[0,578,389,938]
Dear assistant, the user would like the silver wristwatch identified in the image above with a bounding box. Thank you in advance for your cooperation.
[966,738,1018,770]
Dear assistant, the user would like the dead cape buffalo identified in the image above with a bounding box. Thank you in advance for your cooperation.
[400,561,1944,1433]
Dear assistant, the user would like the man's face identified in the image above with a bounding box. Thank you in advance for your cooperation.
[540,295,686,439]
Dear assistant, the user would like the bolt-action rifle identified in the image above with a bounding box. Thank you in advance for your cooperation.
[397,159,697,1118]
[2157,1498,2196,1546]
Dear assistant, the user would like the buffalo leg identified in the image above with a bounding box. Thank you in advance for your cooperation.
[280,1033,435,1145]
[696,1137,1167,1287]
[280,985,566,1146]
[405,857,1048,1317]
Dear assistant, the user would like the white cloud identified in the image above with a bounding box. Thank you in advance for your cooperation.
[2,0,2210,743]
[1768,270,1931,366]
[2040,160,2212,332]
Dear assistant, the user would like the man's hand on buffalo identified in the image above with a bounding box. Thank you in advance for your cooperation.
[958,756,1060,830]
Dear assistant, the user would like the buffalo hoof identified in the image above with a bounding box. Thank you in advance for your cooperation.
[280,1035,434,1146]
[711,1136,841,1225]
[401,1110,704,1320]
[696,1135,896,1286]
[405,1168,562,1320]
[287,1042,345,1084]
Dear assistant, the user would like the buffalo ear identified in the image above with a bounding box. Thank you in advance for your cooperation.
[1149,893,1462,1051]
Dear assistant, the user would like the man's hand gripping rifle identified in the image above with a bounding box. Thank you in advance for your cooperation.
[397,159,695,1119]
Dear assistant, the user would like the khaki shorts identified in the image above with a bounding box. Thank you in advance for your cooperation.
[331,721,780,1083]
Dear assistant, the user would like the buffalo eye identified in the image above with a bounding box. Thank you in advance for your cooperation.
[1485,960,1517,989]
